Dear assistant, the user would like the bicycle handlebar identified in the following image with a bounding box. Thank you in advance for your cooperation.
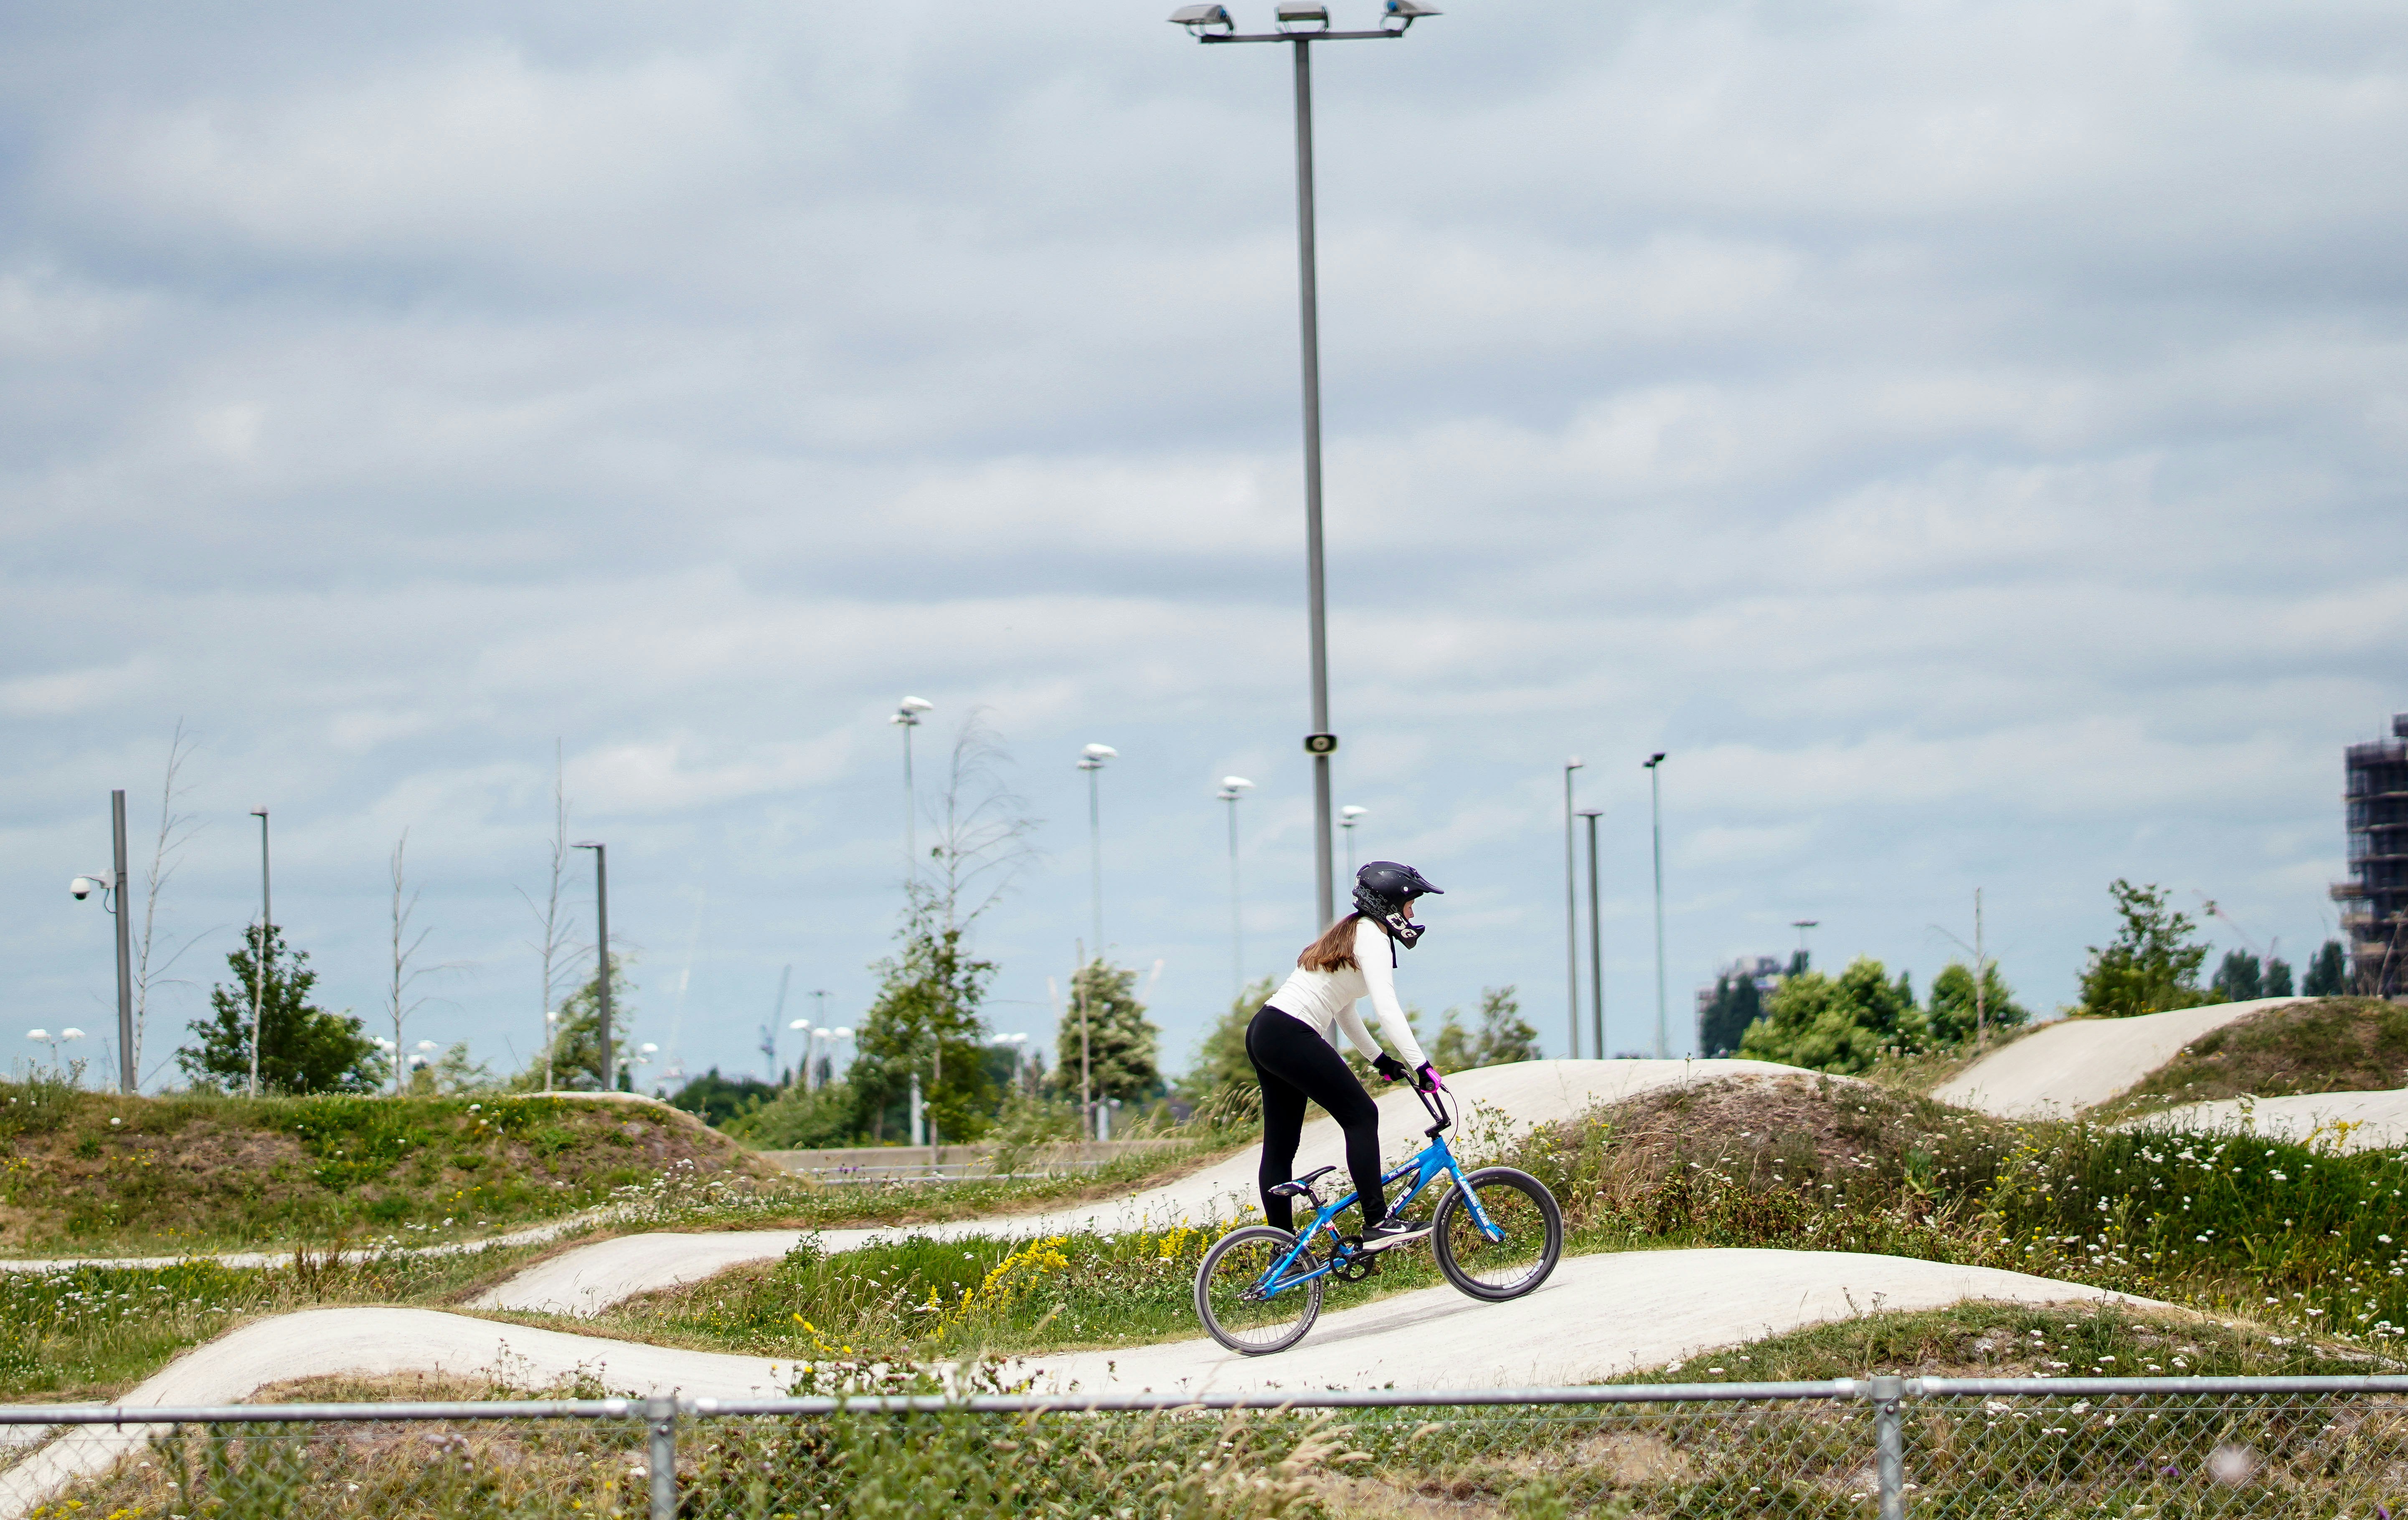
[1416,1083,1453,1136]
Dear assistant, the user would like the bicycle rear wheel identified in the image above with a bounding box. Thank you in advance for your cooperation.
[1194,1225,1324,1356]
[1431,1166,1562,1302]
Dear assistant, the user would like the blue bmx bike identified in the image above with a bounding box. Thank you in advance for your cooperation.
[1193,1083,1563,1355]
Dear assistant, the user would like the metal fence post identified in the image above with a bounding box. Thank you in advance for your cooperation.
[1870,1375,1905,1520]
[647,1394,678,1520]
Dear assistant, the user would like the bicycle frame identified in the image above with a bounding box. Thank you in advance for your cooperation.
[1250,1085,1506,1300]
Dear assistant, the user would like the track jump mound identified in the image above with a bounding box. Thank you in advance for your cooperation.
[0,1087,776,1261]
[474,1059,1820,1317]
[1930,998,2305,1119]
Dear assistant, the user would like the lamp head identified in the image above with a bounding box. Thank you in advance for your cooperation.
[1341,805,1368,821]
[1645,752,1667,768]
[832,1027,854,1040]
[1275,1,1330,31]
[789,1018,810,1030]
[1081,743,1118,762]
[1566,756,1584,771]
[1220,775,1253,792]
[250,807,267,818]
[574,840,602,851]
[1382,0,1440,29]
[60,1028,84,1042]
[894,696,934,725]
[1167,3,1233,31]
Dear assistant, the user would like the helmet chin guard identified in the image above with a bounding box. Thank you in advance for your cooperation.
[1352,861,1442,950]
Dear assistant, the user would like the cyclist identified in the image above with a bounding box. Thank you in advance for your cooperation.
[1246,860,1446,1252]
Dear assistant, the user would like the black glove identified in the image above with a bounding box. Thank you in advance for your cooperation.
[1371,1052,1409,1085]
[1414,1062,1445,1094]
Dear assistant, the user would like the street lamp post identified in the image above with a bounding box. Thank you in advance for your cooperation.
[1340,804,1366,877]
[1078,745,1117,957]
[574,842,612,1091]
[1578,808,1604,1062]
[1643,752,1668,1059]
[249,807,270,1098]
[1170,0,1441,928]
[68,791,137,1093]
[1218,777,1254,1001]
[1562,757,1584,1058]
[892,696,934,885]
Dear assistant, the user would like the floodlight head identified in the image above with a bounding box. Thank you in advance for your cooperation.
[1382,0,1440,29]
[574,840,603,850]
[1645,751,1667,768]
[832,1027,854,1039]
[1082,743,1119,761]
[61,1028,84,1041]
[1167,3,1233,30]
[1221,775,1254,792]
[1341,805,1368,820]
[250,807,268,818]
[27,1029,48,1041]
[789,1018,810,1030]
[415,1040,437,1053]
[1276,1,1330,31]
[639,1042,658,1055]
[899,695,934,714]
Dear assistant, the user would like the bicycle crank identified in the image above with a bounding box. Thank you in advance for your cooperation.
[1330,1237,1381,1283]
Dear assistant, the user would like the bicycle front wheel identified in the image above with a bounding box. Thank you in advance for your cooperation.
[1194,1225,1324,1356]
[1431,1166,1562,1302]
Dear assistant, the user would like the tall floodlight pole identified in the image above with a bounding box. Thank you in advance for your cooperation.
[575,842,612,1090]
[1170,0,1441,928]
[1578,808,1604,1062]
[1644,753,1669,1059]
[1340,804,1366,877]
[1563,757,1584,1058]
[249,807,270,1098]
[68,796,137,1093]
[1218,777,1255,1001]
[892,697,933,884]
[1079,745,1117,956]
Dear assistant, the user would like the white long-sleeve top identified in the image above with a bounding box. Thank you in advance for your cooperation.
[1265,916,1429,1069]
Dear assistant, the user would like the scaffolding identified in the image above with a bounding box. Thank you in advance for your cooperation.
[2329,712,2408,996]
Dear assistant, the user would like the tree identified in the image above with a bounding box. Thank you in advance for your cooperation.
[1183,976,1274,1106]
[669,1068,779,1128]
[852,894,999,1141]
[1925,961,2029,1047]
[1739,956,1928,1075]
[2263,956,2294,997]
[385,831,436,1095]
[2304,940,2349,997]
[1696,968,1763,1059]
[2075,880,2210,1019]
[132,720,204,1088]
[179,925,384,1094]
[1430,986,1540,1070]
[1056,958,1162,1107]
[2210,949,2263,1004]
[406,1042,493,1096]
[519,955,634,1091]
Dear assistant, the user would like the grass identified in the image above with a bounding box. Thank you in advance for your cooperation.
[0,1075,771,1256]
[0,1239,570,1403]
[2094,996,2408,1119]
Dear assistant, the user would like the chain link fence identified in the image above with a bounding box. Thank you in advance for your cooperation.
[9,1376,2408,1518]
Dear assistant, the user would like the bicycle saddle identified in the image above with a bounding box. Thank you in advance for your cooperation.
[1267,1165,1336,1200]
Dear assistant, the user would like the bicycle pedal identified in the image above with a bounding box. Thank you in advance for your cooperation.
[1330,1236,1380,1283]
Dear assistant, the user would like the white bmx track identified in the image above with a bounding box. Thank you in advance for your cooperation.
[1931,999,2305,1119]
[2,1060,2170,1517]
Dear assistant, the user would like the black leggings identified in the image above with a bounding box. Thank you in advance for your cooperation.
[1246,1005,1386,1233]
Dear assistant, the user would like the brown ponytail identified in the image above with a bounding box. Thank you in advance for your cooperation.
[1297,913,1366,973]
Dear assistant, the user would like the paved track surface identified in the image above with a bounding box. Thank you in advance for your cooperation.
[0,1248,2144,1520]
[477,1060,1839,1317]
[1930,999,2303,1118]
[2121,1089,2408,1151]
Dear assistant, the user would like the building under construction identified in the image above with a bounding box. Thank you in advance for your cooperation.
[2330,713,2408,996]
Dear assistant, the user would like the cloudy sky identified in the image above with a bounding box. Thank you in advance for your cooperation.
[6,0,2406,1092]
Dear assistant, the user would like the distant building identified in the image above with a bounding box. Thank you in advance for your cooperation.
[2330,713,2408,996]
[1695,953,1794,1057]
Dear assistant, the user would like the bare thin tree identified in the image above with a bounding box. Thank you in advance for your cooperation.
[926,711,1041,932]
[387,830,435,1095]
[518,744,577,1092]
[133,721,205,1085]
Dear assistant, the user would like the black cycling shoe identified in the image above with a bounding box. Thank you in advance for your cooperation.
[1360,1215,1432,1251]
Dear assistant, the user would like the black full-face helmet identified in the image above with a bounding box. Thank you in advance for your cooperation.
[1353,861,1443,947]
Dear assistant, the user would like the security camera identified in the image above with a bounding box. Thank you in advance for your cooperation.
[69,874,112,901]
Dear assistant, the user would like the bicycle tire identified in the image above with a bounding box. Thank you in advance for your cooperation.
[1430,1166,1562,1302]
[1194,1225,1324,1356]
